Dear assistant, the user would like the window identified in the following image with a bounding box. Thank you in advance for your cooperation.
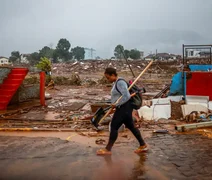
[1,60,3,63]
[190,51,194,56]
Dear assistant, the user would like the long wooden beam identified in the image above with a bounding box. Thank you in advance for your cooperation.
[175,121,212,132]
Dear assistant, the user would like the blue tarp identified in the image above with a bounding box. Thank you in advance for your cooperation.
[169,65,212,96]
[169,72,184,96]
[189,65,212,72]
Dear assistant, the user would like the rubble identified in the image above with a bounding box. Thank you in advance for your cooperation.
[185,111,212,122]
[98,76,108,85]
[95,138,106,145]
[153,129,169,133]
[3,59,212,134]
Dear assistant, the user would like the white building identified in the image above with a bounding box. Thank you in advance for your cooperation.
[140,51,144,59]
[0,57,9,65]
[186,49,201,58]
[20,54,30,64]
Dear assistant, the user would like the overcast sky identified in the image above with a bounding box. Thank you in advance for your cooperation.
[0,0,212,58]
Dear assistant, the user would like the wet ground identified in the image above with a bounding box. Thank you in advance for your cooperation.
[0,72,211,179]
[0,131,211,180]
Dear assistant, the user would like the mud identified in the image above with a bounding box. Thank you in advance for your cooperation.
[0,132,212,180]
[170,101,184,120]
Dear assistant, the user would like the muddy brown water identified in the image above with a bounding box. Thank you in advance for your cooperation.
[0,131,191,180]
[0,133,172,180]
[0,127,212,180]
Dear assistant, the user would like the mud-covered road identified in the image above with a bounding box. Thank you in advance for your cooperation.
[0,132,212,180]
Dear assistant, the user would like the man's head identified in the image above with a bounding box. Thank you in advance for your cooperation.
[104,67,118,83]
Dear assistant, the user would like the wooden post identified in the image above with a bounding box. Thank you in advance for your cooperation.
[175,121,212,132]
[40,72,46,106]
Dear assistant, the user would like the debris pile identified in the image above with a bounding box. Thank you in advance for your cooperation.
[185,111,212,123]
[51,60,179,76]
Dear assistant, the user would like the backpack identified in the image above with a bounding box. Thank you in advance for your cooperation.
[115,78,142,110]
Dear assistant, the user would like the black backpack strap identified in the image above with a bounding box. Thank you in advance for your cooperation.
[115,78,128,95]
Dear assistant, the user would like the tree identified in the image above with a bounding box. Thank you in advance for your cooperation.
[28,52,41,65]
[114,45,124,59]
[39,46,54,59]
[9,51,21,63]
[36,57,51,72]
[55,38,71,62]
[72,46,85,60]
[56,38,70,51]
[52,50,59,63]
[124,50,130,59]
[129,49,141,60]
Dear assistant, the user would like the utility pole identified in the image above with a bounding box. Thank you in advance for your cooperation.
[85,48,96,59]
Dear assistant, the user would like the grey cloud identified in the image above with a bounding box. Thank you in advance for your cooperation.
[0,0,212,58]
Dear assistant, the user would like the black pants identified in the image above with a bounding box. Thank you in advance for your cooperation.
[106,101,145,151]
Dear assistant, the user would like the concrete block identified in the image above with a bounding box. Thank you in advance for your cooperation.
[153,104,171,121]
[10,84,40,104]
[186,95,209,108]
[168,96,183,102]
[0,67,11,84]
[152,98,171,106]
[209,101,212,110]
[138,106,154,120]
[181,104,209,117]
[138,104,171,121]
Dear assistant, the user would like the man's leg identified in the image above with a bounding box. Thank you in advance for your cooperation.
[105,109,124,151]
[124,113,145,146]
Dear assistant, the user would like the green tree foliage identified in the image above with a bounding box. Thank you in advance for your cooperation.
[54,38,71,62]
[9,51,21,63]
[28,52,41,65]
[36,57,51,72]
[114,45,124,59]
[39,46,54,59]
[129,49,141,60]
[57,38,70,51]
[124,49,130,59]
[72,46,85,60]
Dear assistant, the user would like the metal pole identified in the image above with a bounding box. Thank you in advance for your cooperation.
[125,58,135,78]
[183,44,185,65]
[121,50,135,78]
[210,47,212,64]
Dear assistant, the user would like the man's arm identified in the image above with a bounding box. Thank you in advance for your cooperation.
[115,80,131,107]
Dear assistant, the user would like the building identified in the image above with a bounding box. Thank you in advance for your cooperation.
[140,51,144,59]
[145,54,155,61]
[0,57,9,65]
[145,53,180,61]
[185,49,201,58]
[20,54,30,64]
[199,51,212,57]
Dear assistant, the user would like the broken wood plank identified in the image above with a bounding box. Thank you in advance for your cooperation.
[175,121,212,132]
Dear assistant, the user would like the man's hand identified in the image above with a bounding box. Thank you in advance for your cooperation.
[111,104,116,109]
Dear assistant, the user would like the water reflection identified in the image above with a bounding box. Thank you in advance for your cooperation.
[129,153,148,180]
